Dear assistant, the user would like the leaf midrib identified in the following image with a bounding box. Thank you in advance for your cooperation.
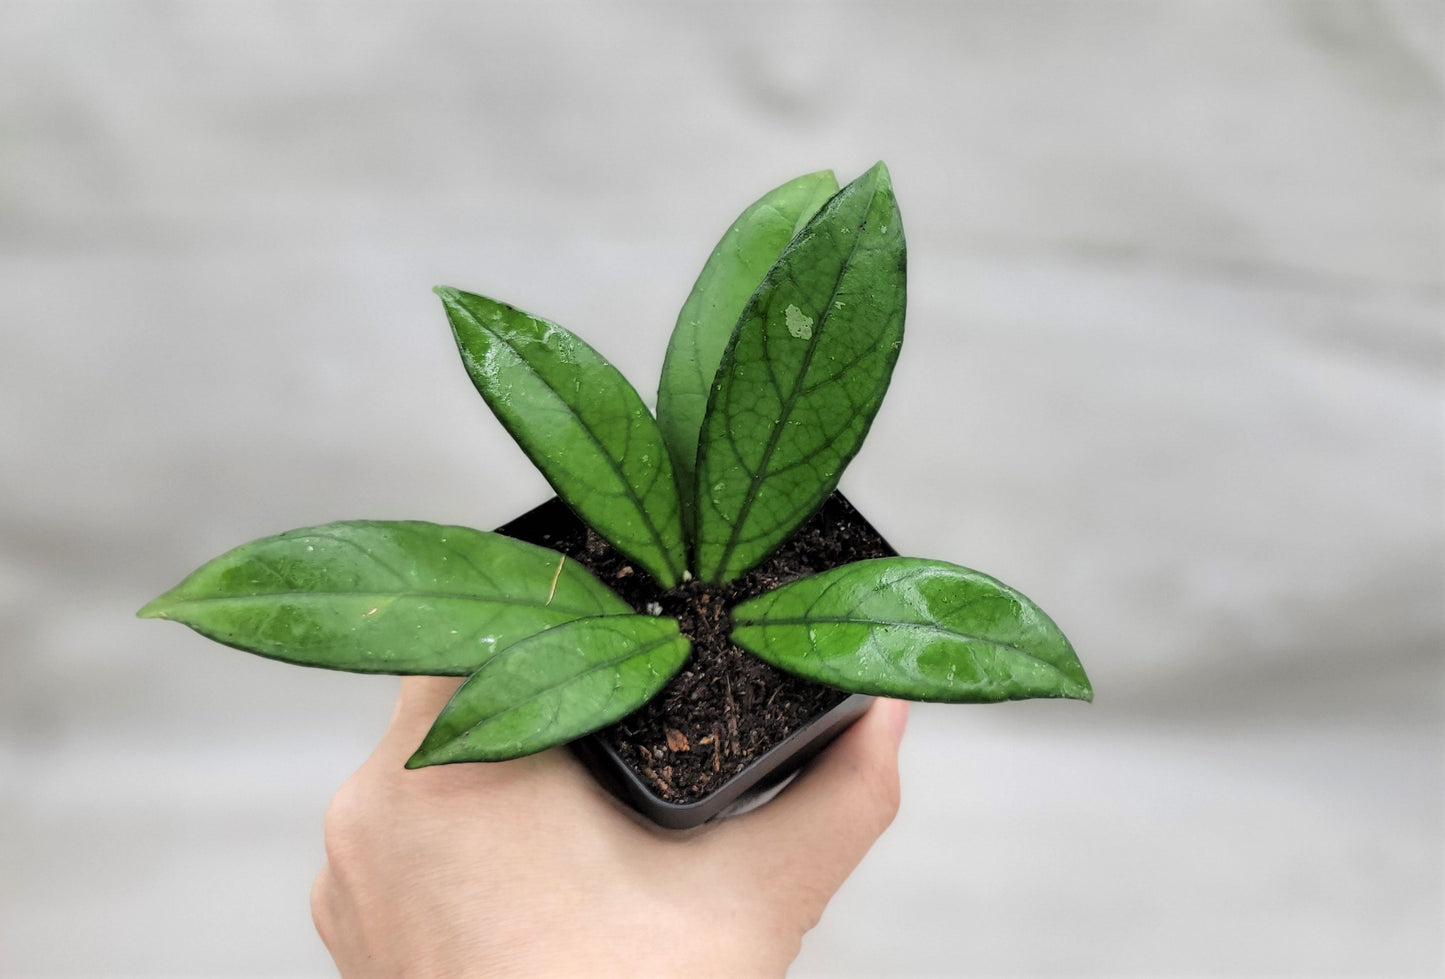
[705,183,879,581]
[435,631,681,746]
[737,614,1072,679]
[458,301,683,584]
[148,590,606,613]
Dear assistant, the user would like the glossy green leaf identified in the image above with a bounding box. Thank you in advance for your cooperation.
[693,162,906,583]
[657,169,839,527]
[438,286,687,588]
[138,521,630,674]
[407,615,690,765]
[732,558,1091,703]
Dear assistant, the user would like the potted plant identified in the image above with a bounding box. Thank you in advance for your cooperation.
[139,163,1092,829]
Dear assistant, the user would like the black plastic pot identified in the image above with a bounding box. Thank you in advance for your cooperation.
[570,690,873,829]
[496,492,892,830]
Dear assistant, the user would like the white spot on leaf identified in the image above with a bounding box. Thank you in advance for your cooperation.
[785,304,813,340]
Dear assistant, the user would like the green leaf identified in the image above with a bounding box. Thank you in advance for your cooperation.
[731,558,1092,703]
[438,286,687,588]
[657,169,839,528]
[693,162,906,583]
[407,615,690,765]
[138,521,630,675]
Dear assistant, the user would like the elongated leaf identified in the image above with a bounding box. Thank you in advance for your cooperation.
[438,286,687,587]
[657,169,839,526]
[732,558,1091,703]
[693,162,906,583]
[407,615,690,765]
[138,521,630,674]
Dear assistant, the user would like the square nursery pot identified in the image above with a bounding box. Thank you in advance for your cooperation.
[496,491,895,830]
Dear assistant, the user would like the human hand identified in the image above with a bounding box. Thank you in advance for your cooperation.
[311,677,907,977]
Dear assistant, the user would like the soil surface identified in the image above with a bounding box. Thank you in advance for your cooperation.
[497,492,894,803]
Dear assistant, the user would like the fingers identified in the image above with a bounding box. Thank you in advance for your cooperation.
[708,699,908,915]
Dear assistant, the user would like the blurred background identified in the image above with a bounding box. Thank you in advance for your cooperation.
[2,1,1440,975]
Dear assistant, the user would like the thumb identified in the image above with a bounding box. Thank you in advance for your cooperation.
[372,676,585,786]
[709,698,908,910]
[366,676,463,767]
[389,676,464,730]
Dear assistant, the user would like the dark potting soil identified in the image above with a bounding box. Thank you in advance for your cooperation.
[497,492,894,804]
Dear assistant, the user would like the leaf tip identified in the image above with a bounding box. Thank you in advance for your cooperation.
[136,595,172,619]
[407,723,455,768]
[432,284,461,305]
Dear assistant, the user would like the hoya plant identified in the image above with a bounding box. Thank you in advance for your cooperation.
[140,163,1091,772]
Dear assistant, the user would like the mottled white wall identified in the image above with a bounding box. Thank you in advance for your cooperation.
[2,2,1440,976]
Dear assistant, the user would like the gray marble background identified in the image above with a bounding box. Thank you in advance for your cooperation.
[2,2,1441,976]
